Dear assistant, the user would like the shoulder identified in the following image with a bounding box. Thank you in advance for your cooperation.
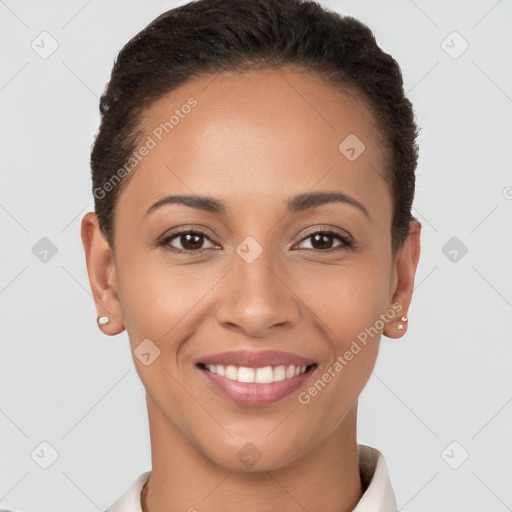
[104,471,151,512]
[354,444,398,512]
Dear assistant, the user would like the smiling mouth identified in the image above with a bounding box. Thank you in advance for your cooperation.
[197,362,317,384]
[196,356,318,407]
[195,350,318,406]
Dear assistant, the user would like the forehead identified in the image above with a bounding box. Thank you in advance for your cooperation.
[115,66,391,224]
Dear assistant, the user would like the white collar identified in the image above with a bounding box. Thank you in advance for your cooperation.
[105,444,397,511]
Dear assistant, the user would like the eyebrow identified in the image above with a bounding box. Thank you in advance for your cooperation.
[144,191,370,219]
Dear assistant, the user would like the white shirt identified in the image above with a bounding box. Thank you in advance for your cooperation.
[105,444,397,512]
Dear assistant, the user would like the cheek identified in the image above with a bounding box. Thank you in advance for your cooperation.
[296,338,378,445]
[115,260,213,430]
[294,274,385,436]
[117,260,212,352]
[292,254,389,413]
[295,252,391,340]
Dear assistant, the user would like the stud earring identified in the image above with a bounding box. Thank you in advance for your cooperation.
[397,316,408,330]
[97,316,110,327]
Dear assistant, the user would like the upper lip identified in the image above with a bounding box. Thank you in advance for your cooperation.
[197,350,315,368]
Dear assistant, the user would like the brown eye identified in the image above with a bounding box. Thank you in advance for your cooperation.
[159,229,216,253]
[175,232,205,251]
[297,231,353,251]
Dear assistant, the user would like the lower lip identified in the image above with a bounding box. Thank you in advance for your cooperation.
[199,367,315,407]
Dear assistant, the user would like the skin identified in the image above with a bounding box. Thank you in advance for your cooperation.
[81,66,421,512]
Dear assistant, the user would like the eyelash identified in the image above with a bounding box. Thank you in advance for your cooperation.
[157,227,354,254]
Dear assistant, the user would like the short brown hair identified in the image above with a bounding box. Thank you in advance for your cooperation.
[90,0,419,253]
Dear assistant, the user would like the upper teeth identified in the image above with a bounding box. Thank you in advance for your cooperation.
[205,364,308,383]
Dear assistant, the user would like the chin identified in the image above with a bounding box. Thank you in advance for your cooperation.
[203,436,306,473]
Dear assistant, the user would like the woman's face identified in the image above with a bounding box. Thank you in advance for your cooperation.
[82,66,420,471]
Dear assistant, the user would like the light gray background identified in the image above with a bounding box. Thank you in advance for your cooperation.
[1,0,511,510]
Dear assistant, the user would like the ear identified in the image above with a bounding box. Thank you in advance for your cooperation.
[80,212,125,335]
[383,219,421,339]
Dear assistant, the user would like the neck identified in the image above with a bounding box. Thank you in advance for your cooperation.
[141,395,363,512]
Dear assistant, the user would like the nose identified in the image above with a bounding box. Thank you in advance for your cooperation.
[214,246,301,338]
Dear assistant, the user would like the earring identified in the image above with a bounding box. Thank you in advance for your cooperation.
[97,316,110,327]
[397,316,408,330]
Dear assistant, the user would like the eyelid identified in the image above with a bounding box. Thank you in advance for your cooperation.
[297,225,353,242]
